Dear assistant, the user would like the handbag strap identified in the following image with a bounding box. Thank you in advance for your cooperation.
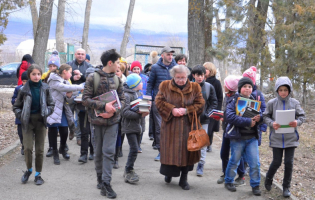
[191,111,201,131]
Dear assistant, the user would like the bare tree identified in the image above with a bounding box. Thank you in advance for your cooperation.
[120,0,135,58]
[29,0,38,39]
[82,0,92,51]
[188,0,205,68]
[32,0,54,70]
[204,0,213,62]
[56,0,66,63]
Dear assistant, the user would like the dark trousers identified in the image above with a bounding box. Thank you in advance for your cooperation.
[152,102,161,149]
[116,127,122,147]
[220,135,245,177]
[78,111,93,155]
[17,124,23,145]
[48,126,68,150]
[148,108,155,138]
[266,147,295,188]
[125,133,140,172]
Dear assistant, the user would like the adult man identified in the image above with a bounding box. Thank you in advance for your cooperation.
[67,48,92,145]
[146,46,177,161]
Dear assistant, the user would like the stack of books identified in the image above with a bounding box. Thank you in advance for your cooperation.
[208,109,224,120]
[235,97,261,129]
[130,95,152,113]
[92,90,121,117]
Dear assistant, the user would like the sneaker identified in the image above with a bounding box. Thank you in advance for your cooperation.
[138,147,142,153]
[234,176,246,187]
[21,170,32,183]
[78,154,87,163]
[252,186,261,196]
[224,183,236,192]
[265,177,273,191]
[153,145,158,150]
[34,175,44,185]
[154,153,160,161]
[46,147,53,157]
[149,136,154,140]
[89,154,94,160]
[217,174,225,184]
[283,188,291,197]
[196,163,204,177]
[124,170,139,183]
[100,182,117,199]
[206,145,212,152]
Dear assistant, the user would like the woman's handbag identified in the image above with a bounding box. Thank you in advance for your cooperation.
[187,111,210,151]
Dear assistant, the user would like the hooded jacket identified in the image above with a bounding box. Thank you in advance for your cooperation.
[146,57,177,99]
[263,77,305,148]
[17,61,30,85]
[121,83,144,134]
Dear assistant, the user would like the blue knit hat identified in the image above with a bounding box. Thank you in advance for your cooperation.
[86,54,90,61]
[48,50,60,68]
[126,73,142,89]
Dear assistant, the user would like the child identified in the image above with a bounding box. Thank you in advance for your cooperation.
[13,64,55,185]
[191,65,218,176]
[11,71,28,155]
[46,64,84,165]
[263,76,305,198]
[224,77,262,196]
[121,73,149,183]
[217,75,246,186]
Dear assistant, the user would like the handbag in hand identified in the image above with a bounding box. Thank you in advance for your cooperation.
[187,111,210,151]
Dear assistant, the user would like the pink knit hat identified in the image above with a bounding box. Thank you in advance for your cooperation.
[242,66,257,84]
[224,75,241,92]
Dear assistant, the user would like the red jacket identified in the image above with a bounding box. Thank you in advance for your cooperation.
[17,61,30,85]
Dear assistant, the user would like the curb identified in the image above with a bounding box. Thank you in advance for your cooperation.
[0,139,20,158]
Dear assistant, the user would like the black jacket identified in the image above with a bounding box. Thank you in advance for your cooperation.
[13,81,55,133]
[199,81,218,124]
[67,59,92,84]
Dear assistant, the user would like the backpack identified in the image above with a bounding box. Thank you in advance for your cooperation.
[204,82,211,100]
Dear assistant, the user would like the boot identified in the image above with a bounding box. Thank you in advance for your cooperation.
[113,147,119,169]
[118,146,123,157]
[46,147,53,157]
[53,150,60,165]
[97,173,102,189]
[265,177,273,191]
[283,187,291,198]
[179,173,190,190]
[59,145,70,160]
[100,182,117,198]
[165,176,172,183]
[252,186,261,196]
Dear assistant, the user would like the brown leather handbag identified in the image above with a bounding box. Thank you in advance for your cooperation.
[187,111,210,151]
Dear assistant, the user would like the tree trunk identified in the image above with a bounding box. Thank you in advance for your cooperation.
[188,0,205,68]
[56,0,66,63]
[29,0,38,39]
[82,0,93,51]
[204,0,213,62]
[32,0,54,71]
[120,0,135,58]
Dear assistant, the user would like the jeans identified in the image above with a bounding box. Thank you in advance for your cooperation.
[199,124,209,165]
[220,134,245,176]
[225,137,260,187]
[125,133,140,172]
[152,102,161,149]
[78,111,93,155]
[94,124,118,184]
[266,147,295,188]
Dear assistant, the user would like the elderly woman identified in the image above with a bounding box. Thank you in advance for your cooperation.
[203,62,223,152]
[155,65,205,190]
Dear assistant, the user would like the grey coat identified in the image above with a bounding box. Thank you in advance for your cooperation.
[47,73,84,125]
[121,83,144,135]
[263,77,305,148]
[13,81,55,134]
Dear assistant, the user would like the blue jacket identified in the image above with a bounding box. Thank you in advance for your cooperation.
[146,57,177,100]
[140,73,148,98]
[252,85,267,132]
[12,85,23,124]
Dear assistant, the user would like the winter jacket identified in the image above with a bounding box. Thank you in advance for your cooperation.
[140,73,148,97]
[198,80,218,124]
[13,81,55,134]
[155,79,205,167]
[225,93,262,140]
[252,85,267,132]
[121,83,143,134]
[146,57,177,100]
[221,92,237,134]
[11,85,23,124]
[67,59,92,84]
[46,73,83,125]
[82,69,126,126]
[17,61,30,85]
[263,77,305,148]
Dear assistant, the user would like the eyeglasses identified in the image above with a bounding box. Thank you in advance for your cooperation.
[174,77,187,81]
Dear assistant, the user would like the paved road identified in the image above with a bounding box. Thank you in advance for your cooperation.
[0,121,266,200]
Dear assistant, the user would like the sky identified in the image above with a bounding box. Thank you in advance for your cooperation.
[9,0,189,33]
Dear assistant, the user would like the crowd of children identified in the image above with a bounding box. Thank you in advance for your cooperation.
[12,47,305,199]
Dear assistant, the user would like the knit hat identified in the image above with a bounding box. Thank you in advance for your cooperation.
[21,71,28,81]
[242,66,257,84]
[150,51,158,64]
[224,75,241,92]
[238,77,254,93]
[48,51,60,68]
[126,73,142,89]
[130,61,142,72]
[85,54,90,61]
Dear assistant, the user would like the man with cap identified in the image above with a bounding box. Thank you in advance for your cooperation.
[146,46,177,161]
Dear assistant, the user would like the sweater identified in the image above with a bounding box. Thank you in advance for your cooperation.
[29,80,42,114]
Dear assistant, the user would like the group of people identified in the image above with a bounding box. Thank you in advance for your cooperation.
[11,46,305,199]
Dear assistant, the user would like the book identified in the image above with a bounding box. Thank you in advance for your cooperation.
[92,90,121,117]
[74,94,83,102]
[129,96,152,113]
[275,109,295,134]
[208,109,224,120]
[242,107,260,118]
[142,95,152,101]
[130,99,142,106]
[236,97,261,116]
